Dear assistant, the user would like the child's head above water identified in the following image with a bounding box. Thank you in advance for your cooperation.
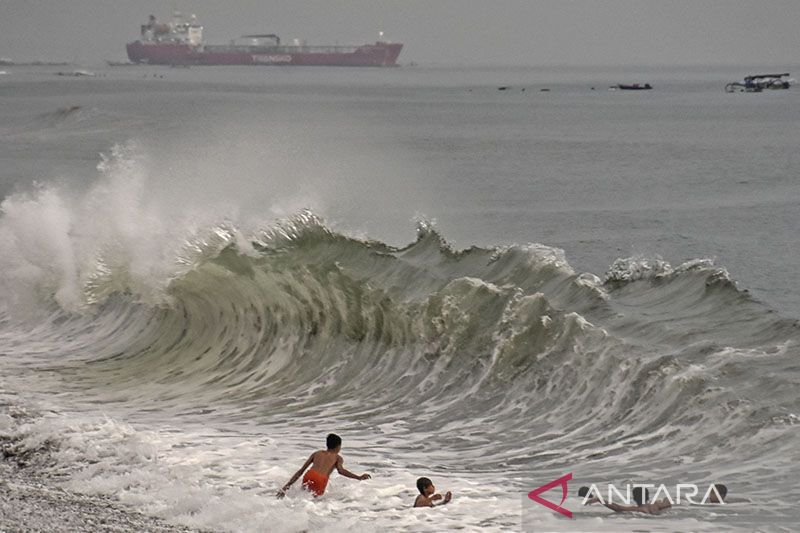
[632,487,650,506]
[326,433,342,451]
[709,483,727,503]
[416,477,434,496]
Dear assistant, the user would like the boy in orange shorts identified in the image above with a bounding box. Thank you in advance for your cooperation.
[277,433,371,498]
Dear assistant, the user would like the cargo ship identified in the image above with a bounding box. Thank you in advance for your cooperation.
[126,12,403,67]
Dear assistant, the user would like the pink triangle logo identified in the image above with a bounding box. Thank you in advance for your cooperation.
[528,473,573,519]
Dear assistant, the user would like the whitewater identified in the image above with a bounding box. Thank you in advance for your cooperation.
[1,65,800,532]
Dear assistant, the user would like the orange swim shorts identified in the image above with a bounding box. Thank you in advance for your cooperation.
[302,469,329,496]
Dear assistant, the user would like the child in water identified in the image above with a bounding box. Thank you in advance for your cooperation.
[277,433,370,498]
[414,477,452,507]
[580,486,671,515]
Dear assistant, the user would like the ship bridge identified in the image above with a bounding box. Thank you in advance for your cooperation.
[140,11,203,45]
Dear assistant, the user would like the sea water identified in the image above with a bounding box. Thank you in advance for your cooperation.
[1,64,799,532]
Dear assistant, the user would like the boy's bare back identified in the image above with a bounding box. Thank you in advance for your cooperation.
[309,449,340,476]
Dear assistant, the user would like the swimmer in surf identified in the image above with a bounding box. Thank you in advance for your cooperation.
[413,477,452,507]
[580,486,671,515]
[706,483,727,503]
[277,433,370,498]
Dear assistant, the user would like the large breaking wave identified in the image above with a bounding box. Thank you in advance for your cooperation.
[2,201,798,453]
[2,142,799,531]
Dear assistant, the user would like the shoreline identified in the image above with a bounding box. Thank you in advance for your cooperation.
[0,462,207,533]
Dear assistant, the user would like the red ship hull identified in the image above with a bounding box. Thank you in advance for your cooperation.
[126,41,403,67]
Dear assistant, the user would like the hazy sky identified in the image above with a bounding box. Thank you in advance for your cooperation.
[0,0,798,66]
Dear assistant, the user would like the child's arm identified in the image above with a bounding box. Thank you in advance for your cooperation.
[416,492,451,507]
[276,453,314,497]
[602,502,639,513]
[335,456,371,480]
[652,499,672,513]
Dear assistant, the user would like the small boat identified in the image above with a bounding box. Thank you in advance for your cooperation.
[613,83,652,91]
[725,73,794,93]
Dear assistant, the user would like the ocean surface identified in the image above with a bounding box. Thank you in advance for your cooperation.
[1,64,799,532]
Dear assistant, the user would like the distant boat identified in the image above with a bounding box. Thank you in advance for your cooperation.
[725,73,794,93]
[612,83,652,91]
